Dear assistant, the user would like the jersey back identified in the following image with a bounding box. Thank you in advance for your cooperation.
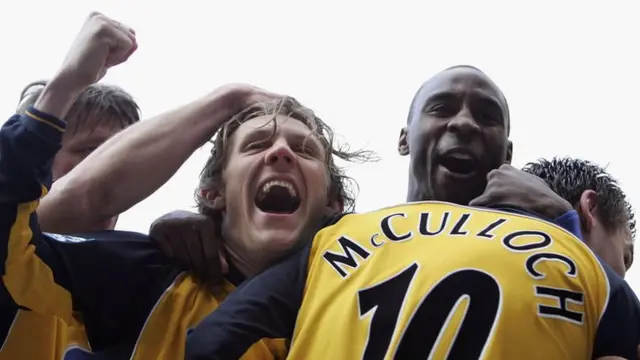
[290,202,610,360]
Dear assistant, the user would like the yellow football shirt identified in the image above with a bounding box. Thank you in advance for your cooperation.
[0,109,287,360]
[185,203,640,360]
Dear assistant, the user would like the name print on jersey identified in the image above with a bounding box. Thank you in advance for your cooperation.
[320,205,586,359]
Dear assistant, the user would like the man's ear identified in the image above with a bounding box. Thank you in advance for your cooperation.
[505,140,513,164]
[398,127,410,156]
[326,198,344,215]
[576,189,599,237]
[200,188,226,211]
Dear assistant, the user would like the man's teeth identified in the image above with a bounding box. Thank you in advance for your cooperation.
[447,153,472,160]
[259,180,297,198]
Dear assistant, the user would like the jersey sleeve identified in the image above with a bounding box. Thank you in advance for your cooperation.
[592,262,640,359]
[0,109,179,350]
[0,108,67,317]
[185,243,311,360]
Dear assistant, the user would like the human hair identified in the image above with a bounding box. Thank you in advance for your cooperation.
[16,80,140,132]
[522,157,636,240]
[195,96,377,216]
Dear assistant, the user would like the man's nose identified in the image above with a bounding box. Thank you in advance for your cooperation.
[447,107,481,136]
[264,141,296,170]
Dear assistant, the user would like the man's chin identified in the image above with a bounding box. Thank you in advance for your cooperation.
[252,208,325,250]
[253,227,304,254]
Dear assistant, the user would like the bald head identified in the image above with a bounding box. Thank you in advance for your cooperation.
[398,65,513,205]
[407,65,510,134]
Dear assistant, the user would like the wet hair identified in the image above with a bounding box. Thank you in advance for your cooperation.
[16,80,140,133]
[195,96,377,216]
[406,65,510,134]
[522,157,636,240]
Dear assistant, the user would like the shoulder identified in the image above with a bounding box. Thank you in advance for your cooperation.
[593,262,640,358]
[41,230,178,284]
[307,213,355,258]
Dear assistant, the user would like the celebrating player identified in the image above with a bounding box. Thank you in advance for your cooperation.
[0,82,140,360]
[0,11,373,359]
[0,94,368,358]
[184,66,640,359]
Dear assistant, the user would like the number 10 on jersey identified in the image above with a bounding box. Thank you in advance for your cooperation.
[357,263,501,360]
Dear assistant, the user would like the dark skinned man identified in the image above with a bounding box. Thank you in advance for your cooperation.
[184,66,640,360]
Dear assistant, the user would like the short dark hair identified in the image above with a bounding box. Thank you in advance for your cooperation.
[522,157,636,240]
[16,80,140,132]
[196,97,377,216]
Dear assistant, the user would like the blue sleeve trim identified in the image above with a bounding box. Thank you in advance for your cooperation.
[553,210,583,241]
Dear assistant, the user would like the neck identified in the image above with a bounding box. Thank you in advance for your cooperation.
[223,243,271,278]
[406,181,430,203]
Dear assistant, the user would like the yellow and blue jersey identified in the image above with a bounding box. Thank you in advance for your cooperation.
[0,308,90,359]
[186,204,640,358]
[0,108,288,360]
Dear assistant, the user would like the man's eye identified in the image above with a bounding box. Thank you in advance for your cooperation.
[246,142,267,150]
[292,144,311,155]
[427,104,445,112]
[480,112,498,123]
[426,104,455,117]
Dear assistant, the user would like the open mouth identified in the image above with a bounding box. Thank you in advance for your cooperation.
[438,150,479,176]
[255,180,301,214]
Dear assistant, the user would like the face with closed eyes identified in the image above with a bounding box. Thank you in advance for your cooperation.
[216,115,340,272]
[399,67,512,205]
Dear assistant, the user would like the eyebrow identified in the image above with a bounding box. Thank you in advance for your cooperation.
[421,91,458,111]
[472,91,503,113]
[241,127,276,144]
[422,90,503,111]
[241,126,322,150]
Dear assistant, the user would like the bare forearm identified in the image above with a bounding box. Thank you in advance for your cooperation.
[38,92,235,233]
[32,75,83,122]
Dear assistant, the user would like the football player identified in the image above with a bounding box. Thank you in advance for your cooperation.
[184,66,640,360]
[0,19,142,360]
[0,12,370,360]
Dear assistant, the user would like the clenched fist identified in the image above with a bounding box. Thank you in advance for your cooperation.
[470,164,573,219]
[57,12,138,90]
[35,12,138,119]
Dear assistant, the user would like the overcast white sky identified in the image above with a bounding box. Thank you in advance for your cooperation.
[1,1,638,291]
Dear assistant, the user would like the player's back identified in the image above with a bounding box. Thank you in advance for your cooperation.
[290,202,610,359]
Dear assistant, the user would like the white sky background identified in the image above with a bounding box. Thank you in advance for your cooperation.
[1,1,638,291]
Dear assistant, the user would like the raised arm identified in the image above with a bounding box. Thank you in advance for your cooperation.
[0,107,180,349]
[0,10,136,322]
[0,107,75,322]
[38,84,282,234]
